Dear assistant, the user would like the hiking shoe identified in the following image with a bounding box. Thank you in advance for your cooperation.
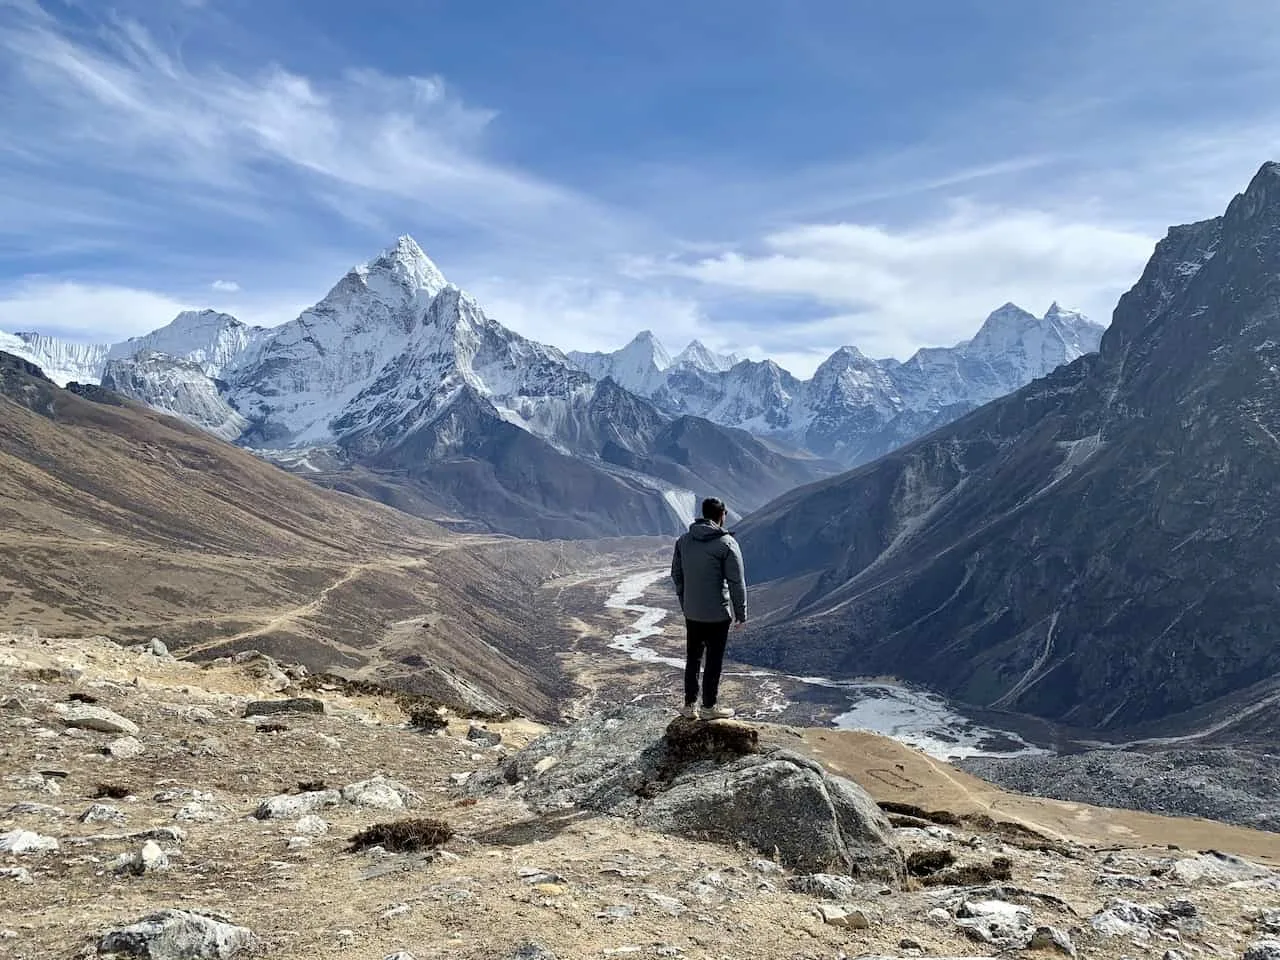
[700,705,735,720]
[678,703,698,719]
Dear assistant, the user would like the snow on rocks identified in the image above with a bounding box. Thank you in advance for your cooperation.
[0,829,58,854]
[253,789,341,820]
[96,910,256,959]
[61,705,139,735]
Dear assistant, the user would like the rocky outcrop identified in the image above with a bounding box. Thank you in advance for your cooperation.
[471,707,904,883]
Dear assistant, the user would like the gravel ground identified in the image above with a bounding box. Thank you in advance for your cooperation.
[961,747,1280,833]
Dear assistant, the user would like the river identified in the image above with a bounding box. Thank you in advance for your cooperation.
[605,568,1047,761]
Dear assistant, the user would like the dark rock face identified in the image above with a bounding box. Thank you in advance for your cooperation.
[470,707,904,882]
[736,162,1280,736]
[242,698,325,718]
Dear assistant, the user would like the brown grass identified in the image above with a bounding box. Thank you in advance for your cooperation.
[348,817,455,853]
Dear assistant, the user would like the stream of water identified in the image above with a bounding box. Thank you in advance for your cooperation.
[605,568,1048,761]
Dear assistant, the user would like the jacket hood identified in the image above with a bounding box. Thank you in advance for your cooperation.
[688,518,730,541]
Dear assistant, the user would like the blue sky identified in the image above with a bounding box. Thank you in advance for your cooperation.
[1,0,1278,374]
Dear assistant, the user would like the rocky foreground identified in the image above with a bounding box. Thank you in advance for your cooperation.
[5,634,1280,960]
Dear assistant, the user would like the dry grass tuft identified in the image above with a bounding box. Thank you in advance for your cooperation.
[878,801,961,826]
[92,783,131,800]
[348,817,454,853]
[921,856,1013,887]
[907,849,957,877]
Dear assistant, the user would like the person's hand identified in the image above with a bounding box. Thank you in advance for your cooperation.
[734,620,747,631]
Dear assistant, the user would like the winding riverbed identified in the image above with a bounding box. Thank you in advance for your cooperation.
[605,568,1047,761]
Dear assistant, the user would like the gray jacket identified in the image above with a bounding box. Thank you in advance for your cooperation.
[671,519,747,623]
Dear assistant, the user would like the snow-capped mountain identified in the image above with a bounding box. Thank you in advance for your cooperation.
[101,352,248,442]
[0,233,1102,535]
[0,331,109,386]
[568,333,739,398]
[591,304,1105,464]
[107,310,266,378]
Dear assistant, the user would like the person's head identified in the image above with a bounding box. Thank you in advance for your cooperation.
[701,497,727,525]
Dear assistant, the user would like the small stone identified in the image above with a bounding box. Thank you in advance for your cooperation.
[748,858,784,875]
[335,929,356,944]
[62,705,139,735]
[294,815,329,836]
[1164,951,1188,960]
[512,943,558,960]
[1029,925,1077,957]
[1166,899,1197,918]
[598,904,636,921]
[1245,942,1280,960]
[467,724,502,746]
[140,840,169,871]
[384,953,417,960]
[0,829,58,854]
[449,772,472,786]
[108,736,145,759]
[532,756,560,775]
[815,905,870,929]
[286,837,313,851]
[243,698,324,718]
[928,907,952,925]
[381,903,410,921]
[642,890,686,916]
[145,638,170,658]
[899,937,924,950]
[80,804,126,824]
[787,873,857,901]
[519,867,565,885]
[0,867,33,884]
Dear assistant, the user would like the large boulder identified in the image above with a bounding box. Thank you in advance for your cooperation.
[63,705,139,736]
[471,707,904,884]
[96,910,255,959]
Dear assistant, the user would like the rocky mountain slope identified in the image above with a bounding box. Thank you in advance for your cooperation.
[734,161,1280,739]
[0,350,615,719]
[6,632,1280,960]
[572,304,1105,465]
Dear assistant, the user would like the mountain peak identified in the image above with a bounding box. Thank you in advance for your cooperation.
[359,235,448,298]
[674,339,739,373]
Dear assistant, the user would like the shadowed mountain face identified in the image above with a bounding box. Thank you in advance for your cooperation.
[736,162,1280,737]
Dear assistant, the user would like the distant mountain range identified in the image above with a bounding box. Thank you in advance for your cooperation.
[1,237,1102,538]
[736,161,1280,740]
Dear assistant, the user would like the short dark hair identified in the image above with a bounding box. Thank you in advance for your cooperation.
[701,497,727,522]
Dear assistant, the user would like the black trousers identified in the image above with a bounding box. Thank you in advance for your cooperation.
[684,618,731,707]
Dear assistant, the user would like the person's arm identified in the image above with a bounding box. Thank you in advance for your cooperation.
[671,538,685,610]
[725,538,746,624]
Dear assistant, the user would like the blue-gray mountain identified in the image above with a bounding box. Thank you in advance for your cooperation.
[735,162,1280,738]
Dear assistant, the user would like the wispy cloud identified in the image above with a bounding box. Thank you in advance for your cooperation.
[210,279,240,292]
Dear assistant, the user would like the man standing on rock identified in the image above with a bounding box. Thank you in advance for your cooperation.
[670,497,747,720]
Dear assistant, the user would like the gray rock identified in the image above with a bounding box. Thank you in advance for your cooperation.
[1245,943,1280,960]
[63,705,139,736]
[0,867,33,884]
[108,736,145,759]
[1256,911,1280,935]
[1028,925,1077,957]
[956,900,1034,947]
[1170,852,1272,885]
[0,829,58,854]
[293,815,329,836]
[511,944,558,960]
[787,874,858,901]
[253,789,341,820]
[242,698,324,718]
[467,724,502,746]
[145,638,170,658]
[7,802,65,818]
[474,707,903,883]
[96,910,256,959]
[341,775,419,810]
[80,804,126,825]
[114,840,170,876]
[815,904,871,929]
[383,954,416,960]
